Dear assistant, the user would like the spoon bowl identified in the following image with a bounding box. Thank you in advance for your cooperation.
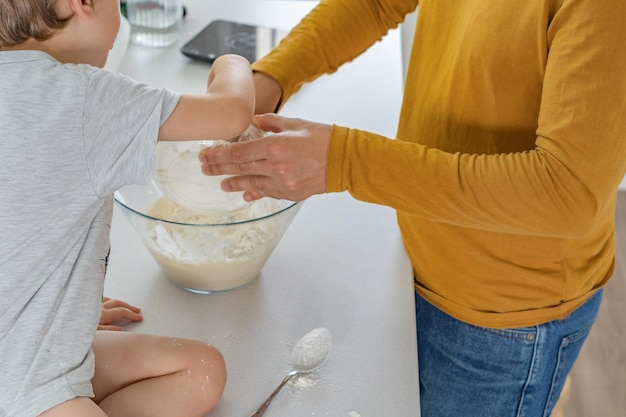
[291,327,332,372]
[250,328,332,417]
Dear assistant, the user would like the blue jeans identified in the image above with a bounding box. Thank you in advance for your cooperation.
[415,289,603,417]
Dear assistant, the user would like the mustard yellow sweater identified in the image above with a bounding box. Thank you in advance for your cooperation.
[252,0,626,328]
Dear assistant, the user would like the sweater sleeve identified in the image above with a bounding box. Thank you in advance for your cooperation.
[251,0,418,103]
[328,0,626,239]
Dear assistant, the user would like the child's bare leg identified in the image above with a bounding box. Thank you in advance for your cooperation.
[38,397,108,417]
[91,331,226,417]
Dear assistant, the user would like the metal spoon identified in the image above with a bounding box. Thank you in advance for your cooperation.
[250,328,332,417]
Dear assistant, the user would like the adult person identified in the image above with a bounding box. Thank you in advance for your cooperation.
[199,0,626,416]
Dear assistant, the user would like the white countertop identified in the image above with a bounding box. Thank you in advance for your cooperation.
[105,1,419,416]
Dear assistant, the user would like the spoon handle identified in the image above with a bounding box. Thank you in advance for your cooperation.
[249,370,299,417]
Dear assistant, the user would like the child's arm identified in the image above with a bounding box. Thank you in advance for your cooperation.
[158,54,254,142]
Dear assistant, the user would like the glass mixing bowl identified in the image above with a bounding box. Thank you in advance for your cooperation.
[114,181,301,293]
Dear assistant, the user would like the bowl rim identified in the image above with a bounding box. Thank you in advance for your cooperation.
[114,191,301,227]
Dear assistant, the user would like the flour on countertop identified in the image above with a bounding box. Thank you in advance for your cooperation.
[292,374,316,389]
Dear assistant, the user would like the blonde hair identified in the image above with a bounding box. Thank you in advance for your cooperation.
[0,0,71,47]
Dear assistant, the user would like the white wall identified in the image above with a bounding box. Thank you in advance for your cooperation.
[400,9,417,84]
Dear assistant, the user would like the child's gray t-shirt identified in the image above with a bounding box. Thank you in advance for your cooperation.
[0,50,181,416]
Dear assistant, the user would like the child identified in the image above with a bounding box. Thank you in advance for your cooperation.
[0,0,255,416]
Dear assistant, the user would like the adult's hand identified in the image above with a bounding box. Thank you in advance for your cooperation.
[199,113,331,202]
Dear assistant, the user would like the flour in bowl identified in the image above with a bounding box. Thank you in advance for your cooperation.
[140,197,295,292]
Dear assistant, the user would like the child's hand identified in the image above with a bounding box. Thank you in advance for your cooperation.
[98,297,143,331]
